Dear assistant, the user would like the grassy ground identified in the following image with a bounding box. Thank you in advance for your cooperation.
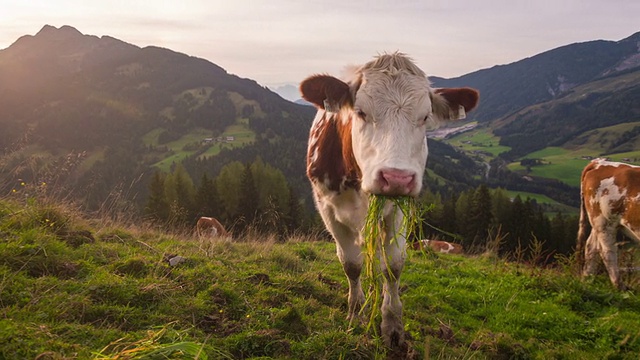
[446,126,510,157]
[1,196,639,359]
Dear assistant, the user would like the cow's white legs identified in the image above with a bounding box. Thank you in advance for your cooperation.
[583,232,600,277]
[597,228,623,289]
[337,235,365,322]
[315,200,365,323]
[379,211,406,347]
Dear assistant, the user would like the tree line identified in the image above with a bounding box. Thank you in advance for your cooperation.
[418,184,578,263]
[143,156,578,263]
[144,158,310,237]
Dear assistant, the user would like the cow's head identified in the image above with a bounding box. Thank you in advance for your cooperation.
[300,53,479,197]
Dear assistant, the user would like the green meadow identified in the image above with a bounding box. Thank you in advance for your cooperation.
[446,126,511,157]
[1,196,638,359]
[447,122,640,188]
[144,124,255,172]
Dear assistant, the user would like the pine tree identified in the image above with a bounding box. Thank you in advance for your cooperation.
[216,161,245,222]
[238,163,259,228]
[455,190,475,250]
[470,184,494,250]
[195,173,220,218]
[145,171,169,222]
[164,164,196,228]
[550,212,567,255]
[285,184,304,233]
[440,193,458,236]
[503,195,525,256]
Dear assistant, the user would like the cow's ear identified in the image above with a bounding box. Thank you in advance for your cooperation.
[300,75,352,111]
[431,87,479,122]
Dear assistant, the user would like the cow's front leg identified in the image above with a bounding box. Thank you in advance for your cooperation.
[379,216,407,347]
[337,235,365,323]
[583,232,600,277]
[597,229,624,289]
[323,214,365,323]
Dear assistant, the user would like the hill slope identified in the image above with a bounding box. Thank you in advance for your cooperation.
[494,68,640,159]
[0,25,315,209]
[1,197,639,359]
[432,32,640,123]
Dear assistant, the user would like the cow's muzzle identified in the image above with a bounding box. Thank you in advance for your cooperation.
[375,168,417,196]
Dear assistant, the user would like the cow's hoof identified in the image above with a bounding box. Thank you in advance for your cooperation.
[382,327,405,349]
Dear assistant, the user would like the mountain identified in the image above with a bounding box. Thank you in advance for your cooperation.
[1,25,639,215]
[493,68,640,159]
[268,83,302,102]
[0,25,315,210]
[432,32,640,124]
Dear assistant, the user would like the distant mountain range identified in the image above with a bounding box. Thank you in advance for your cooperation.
[268,84,300,102]
[1,25,639,212]
[0,25,315,209]
[431,32,640,123]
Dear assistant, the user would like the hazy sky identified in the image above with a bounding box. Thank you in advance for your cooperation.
[1,0,639,87]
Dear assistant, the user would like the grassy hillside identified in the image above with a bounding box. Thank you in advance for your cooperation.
[506,122,640,187]
[445,121,640,191]
[447,126,511,158]
[1,196,639,359]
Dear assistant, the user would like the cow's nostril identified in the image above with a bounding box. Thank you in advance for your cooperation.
[378,168,415,195]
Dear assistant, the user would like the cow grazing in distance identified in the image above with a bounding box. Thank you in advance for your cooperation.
[577,158,640,290]
[300,52,479,347]
[412,239,464,254]
[195,217,229,238]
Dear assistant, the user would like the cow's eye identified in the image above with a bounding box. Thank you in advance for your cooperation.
[355,109,366,118]
[423,113,433,123]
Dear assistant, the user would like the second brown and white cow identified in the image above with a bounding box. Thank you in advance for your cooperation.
[412,239,464,254]
[577,158,640,290]
[195,217,229,238]
[300,52,479,347]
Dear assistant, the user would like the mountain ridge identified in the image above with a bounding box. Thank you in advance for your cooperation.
[0,25,315,212]
[1,24,639,214]
[431,31,640,123]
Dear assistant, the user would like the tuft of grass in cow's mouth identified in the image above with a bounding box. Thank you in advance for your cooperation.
[361,194,427,332]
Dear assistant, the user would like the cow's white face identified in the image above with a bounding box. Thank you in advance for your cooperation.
[349,70,431,196]
[300,53,479,198]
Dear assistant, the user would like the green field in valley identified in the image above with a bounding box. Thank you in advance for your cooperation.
[145,124,256,172]
[446,126,511,157]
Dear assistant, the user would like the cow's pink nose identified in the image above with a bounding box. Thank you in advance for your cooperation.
[377,168,416,196]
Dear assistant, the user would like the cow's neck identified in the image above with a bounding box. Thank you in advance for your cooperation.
[307,111,361,193]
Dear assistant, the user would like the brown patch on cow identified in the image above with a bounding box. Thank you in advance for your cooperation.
[582,162,640,220]
[626,201,640,228]
[306,112,361,192]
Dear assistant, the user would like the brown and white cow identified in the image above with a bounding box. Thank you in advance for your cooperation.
[300,52,479,347]
[195,217,229,238]
[577,158,640,290]
[412,239,464,254]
